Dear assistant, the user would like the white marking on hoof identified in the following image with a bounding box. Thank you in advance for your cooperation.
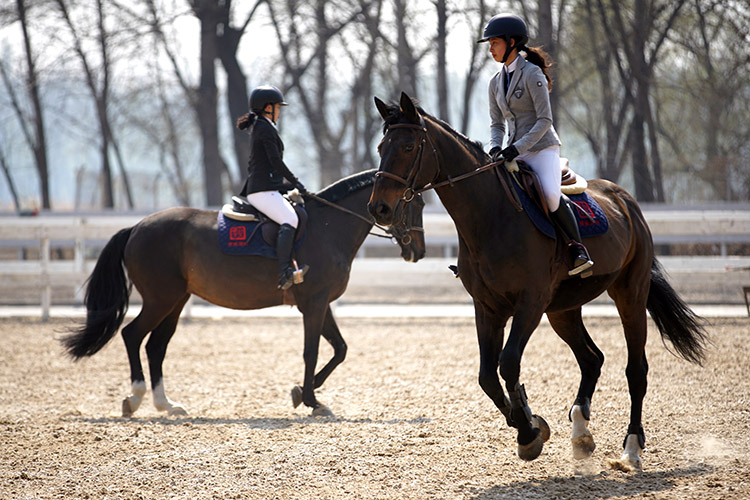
[312,405,334,417]
[291,386,303,408]
[608,434,643,471]
[152,380,188,416]
[122,380,147,417]
[570,404,596,459]
[518,432,544,461]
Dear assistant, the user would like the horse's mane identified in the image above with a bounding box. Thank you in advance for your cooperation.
[315,169,376,203]
[381,104,488,165]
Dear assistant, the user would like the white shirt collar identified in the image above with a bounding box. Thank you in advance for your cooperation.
[262,115,278,128]
[505,56,520,74]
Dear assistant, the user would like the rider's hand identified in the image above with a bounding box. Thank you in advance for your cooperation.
[489,147,503,162]
[500,145,519,161]
[296,184,308,195]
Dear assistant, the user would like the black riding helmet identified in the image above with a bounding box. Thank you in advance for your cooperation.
[477,14,529,62]
[249,85,288,114]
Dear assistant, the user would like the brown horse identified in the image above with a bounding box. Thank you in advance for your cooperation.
[368,93,707,468]
[63,170,426,418]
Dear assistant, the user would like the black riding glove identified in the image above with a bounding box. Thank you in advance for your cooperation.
[296,183,308,195]
[489,147,503,162]
[501,145,519,161]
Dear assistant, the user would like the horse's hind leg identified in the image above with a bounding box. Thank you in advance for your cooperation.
[121,305,173,417]
[547,308,605,460]
[146,294,190,416]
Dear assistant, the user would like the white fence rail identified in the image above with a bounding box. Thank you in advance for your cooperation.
[1,207,749,319]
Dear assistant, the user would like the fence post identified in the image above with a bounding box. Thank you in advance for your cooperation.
[40,226,50,322]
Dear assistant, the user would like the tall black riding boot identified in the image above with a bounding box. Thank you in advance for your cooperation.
[276,223,308,290]
[550,197,594,277]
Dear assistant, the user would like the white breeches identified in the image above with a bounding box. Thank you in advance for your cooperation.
[246,191,298,228]
[517,146,562,212]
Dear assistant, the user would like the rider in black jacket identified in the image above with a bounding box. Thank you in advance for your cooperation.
[237,86,309,290]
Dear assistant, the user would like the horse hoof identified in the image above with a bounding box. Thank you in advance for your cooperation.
[532,414,551,442]
[608,434,643,471]
[572,432,596,460]
[168,405,188,417]
[312,405,334,417]
[121,398,134,418]
[291,386,303,408]
[518,432,544,461]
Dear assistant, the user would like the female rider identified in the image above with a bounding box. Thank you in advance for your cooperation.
[237,85,309,289]
[479,14,593,276]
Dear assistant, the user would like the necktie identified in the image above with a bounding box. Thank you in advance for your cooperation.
[505,71,514,94]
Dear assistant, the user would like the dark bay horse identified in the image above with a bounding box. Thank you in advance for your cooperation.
[63,170,426,418]
[368,93,707,469]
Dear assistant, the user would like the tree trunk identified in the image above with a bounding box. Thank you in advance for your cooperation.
[435,0,449,121]
[195,1,224,206]
[17,0,50,209]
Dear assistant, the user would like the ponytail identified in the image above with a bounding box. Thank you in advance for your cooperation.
[237,112,258,130]
[522,45,553,91]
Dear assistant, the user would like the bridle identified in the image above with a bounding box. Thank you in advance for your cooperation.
[376,114,521,210]
[375,116,440,203]
[304,191,424,247]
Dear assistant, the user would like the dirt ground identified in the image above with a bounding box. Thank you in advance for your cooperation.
[1,315,748,499]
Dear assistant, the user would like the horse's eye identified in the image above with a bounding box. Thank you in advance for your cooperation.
[404,144,415,152]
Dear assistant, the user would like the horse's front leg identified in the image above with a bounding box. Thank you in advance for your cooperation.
[474,303,513,426]
[498,307,550,461]
[292,302,333,417]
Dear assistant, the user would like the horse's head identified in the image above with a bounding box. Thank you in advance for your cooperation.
[368,92,440,226]
[388,192,426,262]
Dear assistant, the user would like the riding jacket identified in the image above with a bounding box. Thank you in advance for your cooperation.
[241,116,304,196]
[489,55,561,154]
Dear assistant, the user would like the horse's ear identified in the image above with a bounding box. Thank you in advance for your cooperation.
[374,96,391,121]
[400,92,419,123]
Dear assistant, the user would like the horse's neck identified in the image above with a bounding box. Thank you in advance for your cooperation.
[311,189,373,253]
[433,140,519,242]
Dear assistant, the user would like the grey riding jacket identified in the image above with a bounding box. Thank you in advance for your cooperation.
[488,55,561,154]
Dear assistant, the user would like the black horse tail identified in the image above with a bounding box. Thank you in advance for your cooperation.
[62,227,133,359]
[647,258,709,366]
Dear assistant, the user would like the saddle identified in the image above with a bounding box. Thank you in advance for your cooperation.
[506,158,587,217]
[221,195,307,246]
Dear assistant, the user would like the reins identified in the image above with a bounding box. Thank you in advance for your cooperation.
[303,191,423,243]
[377,119,523,211]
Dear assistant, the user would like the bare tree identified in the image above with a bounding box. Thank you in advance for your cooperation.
[0,141,21,211]
[458,0,492,135]
[3,0,51,209]
[268,0,375,186]
[667,0,750,201]
[54,0,134,209]
[595,0,687,202]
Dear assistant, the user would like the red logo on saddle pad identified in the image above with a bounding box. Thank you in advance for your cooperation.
[572,201,596,226]
[229,226,246,241]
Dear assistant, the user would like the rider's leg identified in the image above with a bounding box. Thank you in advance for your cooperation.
[550,197,594,276]
[516,146,593,276]
[245,191,308,288]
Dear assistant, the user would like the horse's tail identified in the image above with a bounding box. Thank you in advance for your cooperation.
[61,227,133,359]
[646,258,709,366]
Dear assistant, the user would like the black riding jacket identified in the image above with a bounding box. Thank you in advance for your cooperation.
[240,117,303,195]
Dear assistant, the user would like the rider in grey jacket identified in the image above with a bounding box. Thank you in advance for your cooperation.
[480,13,593,277]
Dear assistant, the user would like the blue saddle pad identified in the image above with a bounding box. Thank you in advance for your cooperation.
[217,212,305,257]
[512,182,609,240]
[217,212,277,257]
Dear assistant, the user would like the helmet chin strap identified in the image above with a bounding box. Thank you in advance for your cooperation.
[501,38,516,63]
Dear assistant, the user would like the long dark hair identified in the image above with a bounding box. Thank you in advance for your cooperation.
[521,44,553,91]
[236,112,259,130]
